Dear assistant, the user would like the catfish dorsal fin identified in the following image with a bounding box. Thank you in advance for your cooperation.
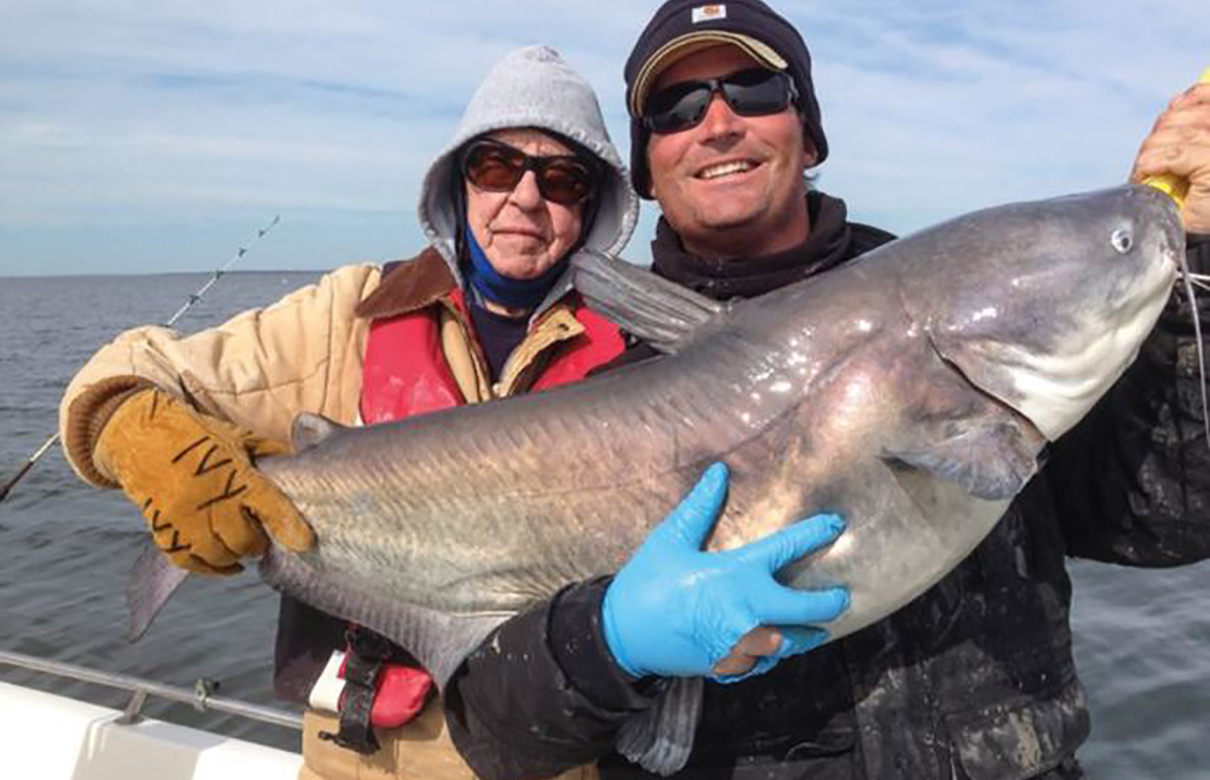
[571,249,725,354]
[291,412,344,453]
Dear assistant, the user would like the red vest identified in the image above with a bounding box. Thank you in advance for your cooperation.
[360,289,624,424]
[347,290,623,730]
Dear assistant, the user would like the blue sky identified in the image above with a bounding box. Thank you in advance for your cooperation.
[1,0,1207,276]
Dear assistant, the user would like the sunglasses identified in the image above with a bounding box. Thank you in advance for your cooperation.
[461,139,597,206]
[642,68,799,134]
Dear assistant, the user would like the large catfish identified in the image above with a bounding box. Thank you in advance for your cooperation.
[134,185,1184,773]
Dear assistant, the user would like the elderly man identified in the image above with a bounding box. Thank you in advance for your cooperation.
[59,46,640,780]
[441,2,1210,779]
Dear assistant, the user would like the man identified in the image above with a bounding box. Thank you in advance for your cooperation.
[440,2,1210,778]
[58,46,641,780]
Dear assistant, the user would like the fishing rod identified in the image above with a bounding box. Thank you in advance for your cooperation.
[0,215,282,504]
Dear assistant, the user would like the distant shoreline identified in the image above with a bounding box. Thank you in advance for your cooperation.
[0,269,323,281]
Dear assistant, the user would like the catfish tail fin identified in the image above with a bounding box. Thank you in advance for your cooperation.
[127,541,190,641]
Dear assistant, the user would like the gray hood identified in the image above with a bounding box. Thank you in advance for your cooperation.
[417,45,639,287]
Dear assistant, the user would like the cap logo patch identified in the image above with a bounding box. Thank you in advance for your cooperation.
[691,4,727,23]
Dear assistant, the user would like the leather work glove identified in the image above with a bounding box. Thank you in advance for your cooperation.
[94,387,315,575]
[601,463,849,683]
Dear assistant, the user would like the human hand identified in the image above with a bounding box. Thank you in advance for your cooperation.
[1131,78,1210,234]
[94,388,315,574]
[601,462,849,682]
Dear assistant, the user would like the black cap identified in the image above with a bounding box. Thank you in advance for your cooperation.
[624,0,827,199]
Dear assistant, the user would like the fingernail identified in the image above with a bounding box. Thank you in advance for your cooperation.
[824,514,845,535]
[833,587,851,612]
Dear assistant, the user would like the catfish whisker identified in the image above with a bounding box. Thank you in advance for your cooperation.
[1175,271,1210,302]
[1176,256,1210,445]
[1180,272,1210,291]
[1186,278,1210,294]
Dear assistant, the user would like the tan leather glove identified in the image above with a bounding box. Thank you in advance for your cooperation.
[94,388,316,574]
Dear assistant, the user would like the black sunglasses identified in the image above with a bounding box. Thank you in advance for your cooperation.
[461,138,597,206]
[642,68,799,134]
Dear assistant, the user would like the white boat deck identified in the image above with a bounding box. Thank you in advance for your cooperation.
[0,680,302,780]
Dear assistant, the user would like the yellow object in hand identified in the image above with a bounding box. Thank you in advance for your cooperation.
[95,388,316,574]
[1144,67,1210,208]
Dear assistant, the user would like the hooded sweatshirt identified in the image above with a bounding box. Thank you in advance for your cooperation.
[272,46,641,712]
[418,45,639,297]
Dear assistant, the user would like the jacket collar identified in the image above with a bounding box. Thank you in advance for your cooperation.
[355,247,460,320]
[355,245,583,324]
[650,191,855,300]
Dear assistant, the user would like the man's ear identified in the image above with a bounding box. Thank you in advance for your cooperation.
[647,154,662,201]
[803,139,819,169]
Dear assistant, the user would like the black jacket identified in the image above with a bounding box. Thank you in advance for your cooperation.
[442,192,1210,780]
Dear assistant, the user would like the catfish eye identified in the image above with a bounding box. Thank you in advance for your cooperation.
[1111,228,1133,254]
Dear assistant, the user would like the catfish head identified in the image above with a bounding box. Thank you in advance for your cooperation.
[896,184,1182,440]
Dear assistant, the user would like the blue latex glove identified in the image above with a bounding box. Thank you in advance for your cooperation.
[602,462,849,682]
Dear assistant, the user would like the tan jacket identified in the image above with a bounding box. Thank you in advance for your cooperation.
[60,262,379,487]
[60,250,600,488]
[58,250,606,780]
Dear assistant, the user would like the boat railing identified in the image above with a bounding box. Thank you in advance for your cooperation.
[0,648,303,731]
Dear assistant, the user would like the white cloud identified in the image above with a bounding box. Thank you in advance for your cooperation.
[1,0,1207,273]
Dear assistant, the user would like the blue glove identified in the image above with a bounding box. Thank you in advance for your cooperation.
[601,462,849,682]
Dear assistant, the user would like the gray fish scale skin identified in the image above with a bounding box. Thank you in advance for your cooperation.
[258,185,1182,670]
[266,355,744,614]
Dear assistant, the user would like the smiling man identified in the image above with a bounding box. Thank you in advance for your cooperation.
[620,0,896,308]
[638,45,817,261]
[440,2,1210,779]
[641,43,815,258]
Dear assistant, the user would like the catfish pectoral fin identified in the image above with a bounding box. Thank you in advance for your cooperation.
[883,418,1044,501]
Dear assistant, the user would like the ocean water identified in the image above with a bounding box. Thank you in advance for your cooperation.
[0,272,320,752]
[1,272,1208,775]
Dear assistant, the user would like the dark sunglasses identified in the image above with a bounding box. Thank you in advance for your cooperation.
[461,138,597,206]
[642,68,799,134]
